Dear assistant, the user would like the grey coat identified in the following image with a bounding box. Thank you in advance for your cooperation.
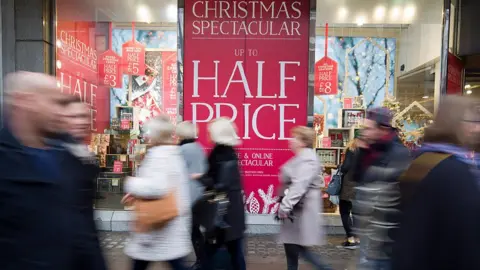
[278,148,326,247]
[179,141,208,204]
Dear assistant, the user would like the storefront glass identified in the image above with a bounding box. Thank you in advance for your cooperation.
[313,0,444,212]
[55,0,446,213]
[56,0,179,209]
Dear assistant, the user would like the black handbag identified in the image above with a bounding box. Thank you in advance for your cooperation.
[326,167,343,196]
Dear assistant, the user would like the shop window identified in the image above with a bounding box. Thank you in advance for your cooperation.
[55,0,179,210]
[314,0,443,213]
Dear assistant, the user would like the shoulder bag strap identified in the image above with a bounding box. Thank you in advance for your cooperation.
[398,152,451,204]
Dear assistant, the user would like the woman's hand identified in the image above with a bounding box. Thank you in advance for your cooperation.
[121,193,135,205]
[191,173,203,180]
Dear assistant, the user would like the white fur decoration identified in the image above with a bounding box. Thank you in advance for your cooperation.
[258,185,279,214]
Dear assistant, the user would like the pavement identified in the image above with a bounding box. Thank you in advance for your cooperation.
[101,232,358,270]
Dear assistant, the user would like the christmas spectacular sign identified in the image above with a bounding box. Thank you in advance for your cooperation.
[122,40,146,75]
[184,0,310,214]
[98,50,122,88]
[56,21,110,132]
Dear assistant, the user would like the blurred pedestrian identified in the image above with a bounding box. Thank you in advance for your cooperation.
[353,107,411,270]
[60,98,107,270]
[337,138,360,249]
[392,96,480,270]
[123,115,191,270]
[0,71,85,270]
[201,118,246,270]
[277,126,332,270]
[176,121,208,270]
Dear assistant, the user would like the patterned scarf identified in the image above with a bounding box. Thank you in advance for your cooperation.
[416,143,480,180]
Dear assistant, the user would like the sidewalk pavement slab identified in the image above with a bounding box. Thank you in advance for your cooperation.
[101,233,357,270]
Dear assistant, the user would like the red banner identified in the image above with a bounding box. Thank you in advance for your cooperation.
[56,21,110,133]
[447,52,464,95]
[98,50,123,88]
[314,25,338,95]
[122,40,146,76]
[184,0,310,214]
[162,51,178,122]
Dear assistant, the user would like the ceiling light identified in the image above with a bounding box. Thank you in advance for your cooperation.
[466,90,473,95]
[465,84,472,89]
[356,16,366,26]
[374,6,386,20]
[403,5,416,21]
[56,60,62,69]
[390,7,401,20]
[137,5,151,23]
[422,95,429,99]
[166,4,177,21]
[338,7,348,20]
[56,40,62,48]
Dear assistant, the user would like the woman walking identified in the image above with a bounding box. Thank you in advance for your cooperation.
[202,118,246,270]
[123,115,191,270]
[338,139,360,249]
[176,121,208,270]
[278,126,332,270]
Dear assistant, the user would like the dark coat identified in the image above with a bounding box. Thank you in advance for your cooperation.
[339,149,356,201]
[392,155,480,270]
[0,128,106,270]
[353,136,411,260]
[204,144,246,242]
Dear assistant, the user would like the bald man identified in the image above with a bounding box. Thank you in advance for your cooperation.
[0,71,104,270]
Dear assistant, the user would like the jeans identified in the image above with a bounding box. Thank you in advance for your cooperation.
[203,237,246,270]
[132,258,188,270]
[339,199,354,238]
[283,244,332,270]
[191,220,205,265]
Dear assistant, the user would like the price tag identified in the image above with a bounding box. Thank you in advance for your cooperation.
[98,49,122,88]
[113,161,123,173]
[121,40,146,75]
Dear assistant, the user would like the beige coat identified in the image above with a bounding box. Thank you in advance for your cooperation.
[278,148,326,247]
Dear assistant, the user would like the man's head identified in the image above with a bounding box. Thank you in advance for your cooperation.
[362,107,395,145]
[64,98,90,141]
[424,96,480,151]
[4,71,69,135]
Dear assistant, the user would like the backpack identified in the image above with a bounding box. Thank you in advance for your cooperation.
[398,152,451,204]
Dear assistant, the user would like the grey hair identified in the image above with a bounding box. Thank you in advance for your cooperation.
[144,115,175,144]
[176,121,197,139]
[4,71,58,102]
[208,117,240,146]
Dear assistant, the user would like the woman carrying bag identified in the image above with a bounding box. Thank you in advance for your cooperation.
[337,139,361,249]
[122,115,191,270]
[277,126,332,270]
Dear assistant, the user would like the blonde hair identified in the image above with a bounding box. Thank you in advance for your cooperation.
[291,126,315,148]
[144,115,175,145]
[176,121,197,139]
[208,117,240,146]
[346,139,358,151]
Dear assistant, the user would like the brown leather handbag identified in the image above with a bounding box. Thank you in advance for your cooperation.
[133,190,179,233]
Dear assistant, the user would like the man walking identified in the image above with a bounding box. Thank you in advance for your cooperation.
[0,72,104,270]
[353,107,411,270]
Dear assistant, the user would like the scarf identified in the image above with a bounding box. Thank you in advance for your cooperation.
[416,143,480,181]
[179,138,196,146]
[361,131,397,169]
